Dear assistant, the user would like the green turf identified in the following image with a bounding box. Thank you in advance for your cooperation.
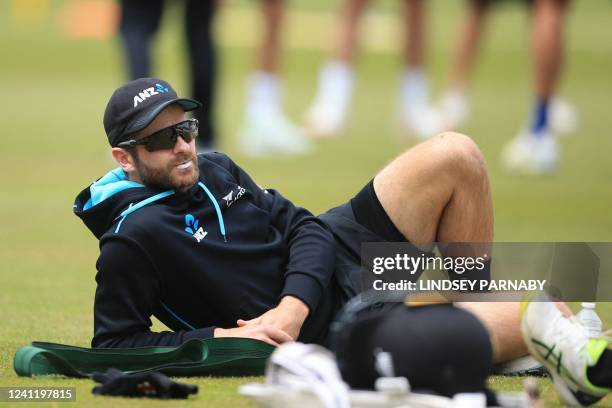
[1,0,611,406]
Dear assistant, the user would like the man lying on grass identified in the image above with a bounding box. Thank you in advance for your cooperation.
[74,78,612,406]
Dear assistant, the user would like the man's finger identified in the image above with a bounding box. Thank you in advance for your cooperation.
[263,325,294,344]
[237,318,259,326]
[250,329,279,346]
[258,336,279,347]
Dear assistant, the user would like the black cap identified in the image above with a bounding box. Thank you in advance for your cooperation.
[103,78,202,146]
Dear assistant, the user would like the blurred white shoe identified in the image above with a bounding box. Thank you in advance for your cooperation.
[304,102,347,139]
[500,130,558,175]
[241,71,313,157]
[304,62,353,138]
[239,110,313,158]
[437,89,470,130]
[399,105,445,141]
[396,69,446,140]
[550,98,580,136]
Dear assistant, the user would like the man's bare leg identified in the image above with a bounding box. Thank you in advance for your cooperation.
[373,132,492,245]
[458,302,525,362]
[240,0,311,156]
[304,0,368,137]
[448,0,490,92]
[402,0,426,70]
[258,0,283,73]
[437,0,490,130]
[373,132,527,362]
[397,0,436,140]
[500,0,569,174]
[333,0,369,64]
[532,0,568,103]
[461,300,573,362]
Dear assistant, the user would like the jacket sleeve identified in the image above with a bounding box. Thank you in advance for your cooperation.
[92,237,215,348]
[211,153,337,313]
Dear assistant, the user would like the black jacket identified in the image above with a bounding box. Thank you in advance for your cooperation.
[74,152,342,347]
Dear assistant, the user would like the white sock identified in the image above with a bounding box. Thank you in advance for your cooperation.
[315,61,354,109]
[439,87,470,128]
[400,68,428,113]
[246,71,282,119]
[442,86,467,102]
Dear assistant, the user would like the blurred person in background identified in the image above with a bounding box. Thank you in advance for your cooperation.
[119,0,218,152]
[238,0,313,157]
[435,0,577,175]
[304,0,438,140]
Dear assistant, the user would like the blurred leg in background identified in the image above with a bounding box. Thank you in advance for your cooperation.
[435,0,576,175]
[185,0,218,151]
[119,0,164,79]
[305,0,436,140]
[119,0,218,151]
[396,0,440,140]
[239,0,312,157]
[501,0,572,175]
[437,0,490,133]
[303,0,367,138]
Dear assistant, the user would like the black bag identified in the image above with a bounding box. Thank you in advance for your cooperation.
[330,293,494,397]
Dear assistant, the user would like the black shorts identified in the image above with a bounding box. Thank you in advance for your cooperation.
[318,180,408,301]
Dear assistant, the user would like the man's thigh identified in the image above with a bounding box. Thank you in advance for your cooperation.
[372,136,455,245]
[373,132,492,245]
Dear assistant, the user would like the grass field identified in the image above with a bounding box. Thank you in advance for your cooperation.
[1,0,611,406]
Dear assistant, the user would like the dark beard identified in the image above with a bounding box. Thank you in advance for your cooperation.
[133,153,199,192]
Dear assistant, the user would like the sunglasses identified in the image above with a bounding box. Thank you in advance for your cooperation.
[118,119,199,152]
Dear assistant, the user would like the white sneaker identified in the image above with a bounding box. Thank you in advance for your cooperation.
[304,101,348,139]
[500,130,558,175]
[304,62,353,138]
[398,104,445,141]
[396,69,447,140]
[550,98,580,136]
[437,89,470,130]
[239,111,313,158]
[521,294,612,406]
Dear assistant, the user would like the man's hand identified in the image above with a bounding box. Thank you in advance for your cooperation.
[236,296,310,341]
[213,324,293,346]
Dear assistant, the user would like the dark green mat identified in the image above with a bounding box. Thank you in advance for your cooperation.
[14,338,274,378]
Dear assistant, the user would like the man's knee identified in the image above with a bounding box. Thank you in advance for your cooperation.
[376,132,486,185]
[429,132,487,179]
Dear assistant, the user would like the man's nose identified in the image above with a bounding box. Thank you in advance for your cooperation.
[173,134,192,154]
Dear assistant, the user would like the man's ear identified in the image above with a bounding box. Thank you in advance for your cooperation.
[111,147,137,173]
